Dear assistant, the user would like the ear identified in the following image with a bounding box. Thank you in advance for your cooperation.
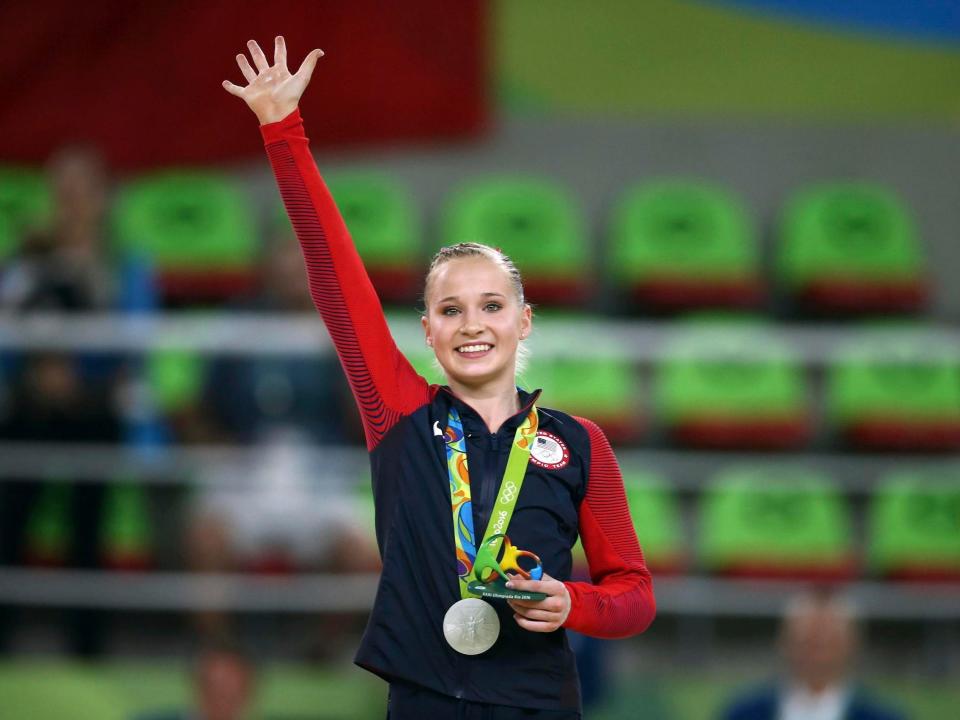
[519,303,532,339]
[421,315,433,347]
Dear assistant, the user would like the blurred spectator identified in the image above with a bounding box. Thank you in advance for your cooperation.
[0,145,113,311]
[0,352,121,656]
[0,143,130,656]
[719,589,906,720]
[177,231,378,643]
[136,639,256,720]
[186,429,378,577]
[168,229,353,445]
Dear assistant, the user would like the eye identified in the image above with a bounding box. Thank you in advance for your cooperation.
[484,302,502,312]
[441,306,460,316]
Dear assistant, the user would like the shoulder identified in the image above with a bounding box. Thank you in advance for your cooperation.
[720,684,779,720]
[533,405,595,451]
[849,690,907,720]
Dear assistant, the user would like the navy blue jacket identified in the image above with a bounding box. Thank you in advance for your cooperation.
[262,109,656,713]
[722,683,907,720]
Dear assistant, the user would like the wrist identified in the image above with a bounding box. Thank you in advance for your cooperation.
[257,103,298,126]
[560,582,575,627]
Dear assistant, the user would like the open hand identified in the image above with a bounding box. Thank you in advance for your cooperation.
[505,572,572,633]
[223,36,323,125]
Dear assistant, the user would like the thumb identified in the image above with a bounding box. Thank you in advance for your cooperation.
[294,48,324,84]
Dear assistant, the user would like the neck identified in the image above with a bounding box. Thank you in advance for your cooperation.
[447,376,521,434]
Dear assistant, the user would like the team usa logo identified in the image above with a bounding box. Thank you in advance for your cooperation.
[529,431,570,470]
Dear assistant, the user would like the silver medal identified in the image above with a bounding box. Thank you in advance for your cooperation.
[443,598,500,655]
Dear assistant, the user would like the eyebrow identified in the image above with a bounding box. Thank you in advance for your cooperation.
[438,292,507,303]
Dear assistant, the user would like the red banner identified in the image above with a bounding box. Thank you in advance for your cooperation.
[0,1,487,171]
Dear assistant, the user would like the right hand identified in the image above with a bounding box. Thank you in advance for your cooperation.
[223,36,324,126]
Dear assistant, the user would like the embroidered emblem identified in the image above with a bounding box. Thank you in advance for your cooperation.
[529,431,570,470]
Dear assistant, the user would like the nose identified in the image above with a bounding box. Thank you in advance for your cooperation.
[458,309,485,336]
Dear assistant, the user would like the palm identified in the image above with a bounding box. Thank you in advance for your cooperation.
[223,37,323,125]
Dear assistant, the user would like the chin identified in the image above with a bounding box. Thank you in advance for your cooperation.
[447,363,509,388]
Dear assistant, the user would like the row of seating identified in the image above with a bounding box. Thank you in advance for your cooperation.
[20,482,151,570]
[18,463,959,582]
[576,466,960,581]
[0,166,929,314]
[400,321,960,450]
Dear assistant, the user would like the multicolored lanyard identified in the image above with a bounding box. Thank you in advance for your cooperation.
[443,403,539,600]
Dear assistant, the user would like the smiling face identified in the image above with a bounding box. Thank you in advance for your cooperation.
[422,255,531,393]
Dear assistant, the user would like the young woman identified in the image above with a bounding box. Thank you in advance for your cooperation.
[224,37,655,719]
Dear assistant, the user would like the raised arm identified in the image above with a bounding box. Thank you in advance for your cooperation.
[224,38,430,449]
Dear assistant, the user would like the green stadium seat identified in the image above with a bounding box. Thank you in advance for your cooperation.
[519,315,642,442]
[323,171,420,303]
[404,346,446,385]
[112,171,258,303]
[24,481,72,567]
[147,349,207,415]
[440,176,590,305]
[622,470,684,573]
[778,182,926,315]
[0,213,13,262]
[699,466,854,579]
[609,180,762,313]
[654,321,810,449]
[0,166,51,259]
[827,332,960,451]
[868,469,960,581]
[100,482,152,571]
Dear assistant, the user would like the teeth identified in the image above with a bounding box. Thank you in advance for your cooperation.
[457,344,492,353]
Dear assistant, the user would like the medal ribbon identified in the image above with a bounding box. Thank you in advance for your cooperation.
[443,403,538,600]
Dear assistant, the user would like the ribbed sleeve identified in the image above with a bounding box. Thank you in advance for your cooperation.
[260,109,430,450]
[562,417,656,638]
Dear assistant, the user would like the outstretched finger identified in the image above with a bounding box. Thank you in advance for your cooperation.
[247,39,270,72]
[236,54,257,84]
[294,48,324,83]
[222,80,245,97]
[274,35,287,69]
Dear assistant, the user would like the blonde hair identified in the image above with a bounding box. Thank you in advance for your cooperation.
[423,242,525,307]
[422,242,531,376]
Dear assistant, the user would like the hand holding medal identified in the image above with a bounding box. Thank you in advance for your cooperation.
[504,571,572,633]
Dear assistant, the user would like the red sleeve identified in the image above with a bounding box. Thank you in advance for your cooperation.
[260,109,430,450]
[562,417,656,638]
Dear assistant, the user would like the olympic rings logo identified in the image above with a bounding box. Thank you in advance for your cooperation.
[501,481,518,502]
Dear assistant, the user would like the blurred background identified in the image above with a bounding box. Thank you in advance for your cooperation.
[0,1,958,718]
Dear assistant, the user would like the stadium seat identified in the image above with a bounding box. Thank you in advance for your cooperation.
[0,166,51,259]
[654,320,810,449]
[322,171,421,303]
[699,466,854,579]
[405,346,446,385]
[440,176,590,305]
[147,349,206,418]
[24,481,72,567]
[777,182,926,315]
[0,213,13,262]
[826,331,960,451]
[519,316,642,443]
[622,470,684,573]
[868,469,960,581]
[609,180,762,313]
[112,171,258,303]
[100,482,152,571]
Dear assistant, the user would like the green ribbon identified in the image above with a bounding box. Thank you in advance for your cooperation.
[444,403,544,601]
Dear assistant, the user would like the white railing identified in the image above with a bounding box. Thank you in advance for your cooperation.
[1,312,957,361]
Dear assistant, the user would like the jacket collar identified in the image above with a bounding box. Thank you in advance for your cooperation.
[439,385,543,436]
